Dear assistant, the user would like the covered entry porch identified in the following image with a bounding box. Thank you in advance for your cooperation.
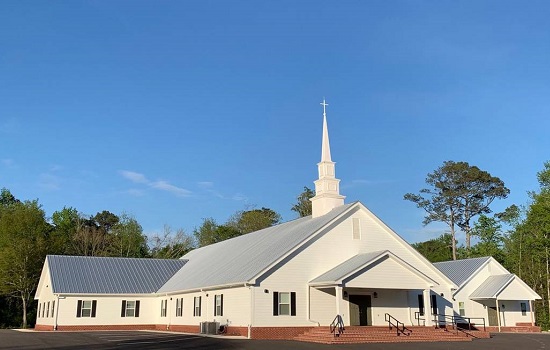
[308,250,444,327]
[469,274,540,331]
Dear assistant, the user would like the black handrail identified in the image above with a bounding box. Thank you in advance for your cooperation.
[414,311,425,326]
[329,314,344,337]
[384,313,411,336]
[432,313,486,335]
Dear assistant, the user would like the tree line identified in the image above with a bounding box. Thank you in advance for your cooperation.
[0,187,315,329]
[4,159,548,329]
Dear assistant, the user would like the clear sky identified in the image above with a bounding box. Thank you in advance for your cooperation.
[1,1,549,243]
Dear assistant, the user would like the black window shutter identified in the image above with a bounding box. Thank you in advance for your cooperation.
[220,294,224,317]
[431,295,437,315]
[91,300,97,318]
[76,300,82,318]
[135,300,140,318]
[418,294,424,316]
[213,295,217,316]
[273,292,279,316]
[121,300,126,317]
[180,298,183,316]
[198,296,202,316]
[291,292,296,316]
[193,298,196,316]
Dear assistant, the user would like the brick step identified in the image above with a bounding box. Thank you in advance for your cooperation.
[295,326,489,344]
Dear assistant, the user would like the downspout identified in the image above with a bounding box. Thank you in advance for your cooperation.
[530,300,535,327]
[167,294,171,331]
[496,299,501,332]
[54,294,60,331]
[307,286,320,326]
[248,285,254,339]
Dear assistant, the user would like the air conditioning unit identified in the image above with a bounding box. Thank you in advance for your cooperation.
[200,321,219,335]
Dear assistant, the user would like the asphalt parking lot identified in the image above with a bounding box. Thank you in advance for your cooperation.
[2,330,550,350]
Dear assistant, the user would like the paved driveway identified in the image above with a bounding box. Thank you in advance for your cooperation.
[2,330,550,350]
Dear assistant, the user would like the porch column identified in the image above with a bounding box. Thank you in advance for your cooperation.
[423,289,433,326]
[495,299,501,332]
[530,300,535,327]
[335,286,342,316]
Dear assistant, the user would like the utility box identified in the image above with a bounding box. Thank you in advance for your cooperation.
[200,321,219,335]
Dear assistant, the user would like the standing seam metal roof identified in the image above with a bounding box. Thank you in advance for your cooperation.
[310,251,388,284]
[469,274,515,299]
[47,255,187,294]
[433,257,490,286]
[158,202,357,293]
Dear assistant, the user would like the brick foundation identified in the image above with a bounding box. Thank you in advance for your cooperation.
[166,324,200,333]
[250,326,314,340]
[486,325,541,333]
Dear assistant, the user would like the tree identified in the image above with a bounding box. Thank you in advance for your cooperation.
[150,225,195,259]
[50,206,80,255]
[0,188,19,206]
[0,200,51,328]
[412,234,453,262]
[470,215,505,263]
[404,161,509,259]
[109,213,148,258]
[193,218,241,247]
[291,186,314,217]
[228,207,281,234]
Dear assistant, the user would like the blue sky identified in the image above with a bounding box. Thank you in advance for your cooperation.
[1,1,549,243]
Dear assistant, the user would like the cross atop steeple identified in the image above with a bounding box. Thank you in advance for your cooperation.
[320,98,328,116]
[310,98,345,218]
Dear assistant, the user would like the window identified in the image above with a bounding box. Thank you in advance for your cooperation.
[521,302,527,316]
[273,292,296,316]
[193,296,202,316]
[459,302,465,316]
[121,300,140,317]
[46,301,50,318]
[161,299,167,317]
[214,294,223,316]
[76,300,97,318]
[51,300,55,318]
[175,298,183,317]
[352,218,361,239]
[417,295,424,316]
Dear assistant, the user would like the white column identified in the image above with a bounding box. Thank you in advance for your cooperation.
[530,300,535,327]
[423,289,433,326]
[496,299,501,332]
[335,286,342,316]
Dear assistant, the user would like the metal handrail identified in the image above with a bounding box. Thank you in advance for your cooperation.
[384,313,411,336]
[414,311,426,326]
[329,314,344,337]
[432,313,487,335]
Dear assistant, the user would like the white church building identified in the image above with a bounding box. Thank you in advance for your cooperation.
[35,101,540,340]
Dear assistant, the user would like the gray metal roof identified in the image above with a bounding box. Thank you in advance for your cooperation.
[433,257,490,286]
[47,255,187,294]
[469,274,515,299]
[158,202,358,293]
[310,251,388,284]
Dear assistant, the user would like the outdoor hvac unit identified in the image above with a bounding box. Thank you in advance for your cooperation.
[200,321,219,335]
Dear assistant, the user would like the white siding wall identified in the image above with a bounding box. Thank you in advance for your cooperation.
[56,295,158,326]
[35,267,56,327]
[254,210,453,326]
[167,287,251,327]
[453,260,533,327]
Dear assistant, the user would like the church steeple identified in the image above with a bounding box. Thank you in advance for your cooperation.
[310,99,345,218]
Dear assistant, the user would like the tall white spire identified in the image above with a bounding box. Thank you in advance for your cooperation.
[320,99,332,162]
[310,99,345,218]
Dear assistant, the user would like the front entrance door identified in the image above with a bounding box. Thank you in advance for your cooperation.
[349,295,372,326]
[488,306,499,326]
